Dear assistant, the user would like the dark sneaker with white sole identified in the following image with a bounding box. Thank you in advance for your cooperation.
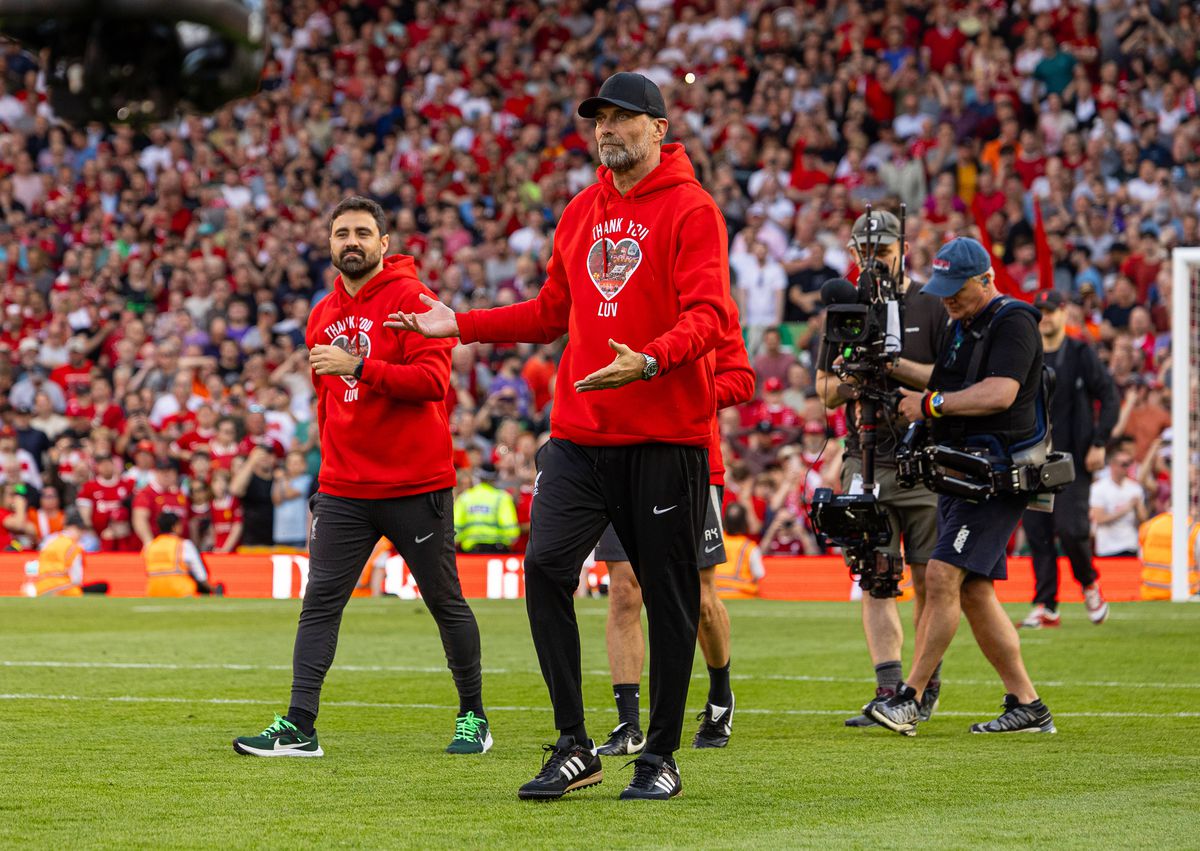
[918,682,941,722]
[445,711,492,754]
[517,736,603,801]
[970,694,1057,733]
[619,752,682,800]
[596,721,646,756]
[693,694,734,748]
[845,687,893,728]
[233,714,323,757]
[868,684,921,736]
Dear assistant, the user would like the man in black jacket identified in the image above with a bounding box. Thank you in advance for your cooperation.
[1019,289,1119,628]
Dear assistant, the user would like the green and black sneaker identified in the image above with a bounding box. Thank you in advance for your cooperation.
[446,711,493,754]
[233,714,323,757]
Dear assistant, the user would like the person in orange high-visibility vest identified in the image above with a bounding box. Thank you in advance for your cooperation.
[714,503,765,599]
[25,510,87,597]
[144,513,221,597]
[1138,512,1200,600]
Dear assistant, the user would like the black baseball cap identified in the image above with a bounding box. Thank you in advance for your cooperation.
[578,72,668,120]
[1034,289,1066,311]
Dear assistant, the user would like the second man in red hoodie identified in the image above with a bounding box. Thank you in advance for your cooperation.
[232,196,490,759]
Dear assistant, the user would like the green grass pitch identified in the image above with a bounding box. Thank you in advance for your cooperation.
[2,597,1197,849]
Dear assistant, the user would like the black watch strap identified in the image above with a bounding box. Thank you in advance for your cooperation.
[353,357,365,380]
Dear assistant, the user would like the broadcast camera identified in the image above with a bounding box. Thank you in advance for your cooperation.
[809,205,908,598]
[0,0,266,124]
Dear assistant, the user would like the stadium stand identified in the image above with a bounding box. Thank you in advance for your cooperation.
[0,0,1189,578]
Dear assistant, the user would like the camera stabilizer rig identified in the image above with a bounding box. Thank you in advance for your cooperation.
[809,204,908,598]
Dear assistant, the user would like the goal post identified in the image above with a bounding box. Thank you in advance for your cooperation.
[1170,248,1198,602]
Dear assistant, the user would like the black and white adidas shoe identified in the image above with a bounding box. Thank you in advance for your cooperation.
[619,752,682,800]
[693,694,734,748]
[970,694,1056,734]
[517,736,603,801]
[597,721,646,756]
[868,684,921,736]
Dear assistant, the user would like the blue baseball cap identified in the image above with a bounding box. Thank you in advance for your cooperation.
[922,237,992,298]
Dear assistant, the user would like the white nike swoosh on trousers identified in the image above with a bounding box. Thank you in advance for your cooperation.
[414,533,434,544]
[652,505,677,515]
[704,544,722,553]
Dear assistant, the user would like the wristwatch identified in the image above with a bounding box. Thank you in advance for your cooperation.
[641,353,659,380]
[352,357,365,380]
[929,391,945,417]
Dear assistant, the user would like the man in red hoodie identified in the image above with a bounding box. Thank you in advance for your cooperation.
[233,197,490,760]
[390,73,732,801]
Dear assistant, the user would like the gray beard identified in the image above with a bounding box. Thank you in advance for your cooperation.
[599,140,649,173]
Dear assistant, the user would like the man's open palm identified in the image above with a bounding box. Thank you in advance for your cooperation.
[384,294,459,338]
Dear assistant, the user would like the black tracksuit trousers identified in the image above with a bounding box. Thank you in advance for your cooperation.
[289,489,483,719]
[524,438,708,757]
[1022,473,1099,611]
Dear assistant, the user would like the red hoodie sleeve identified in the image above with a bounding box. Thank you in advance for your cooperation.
[358,336,452,402]
[714,301,755,409]
[642,204,731,376]
[457,249,572,345]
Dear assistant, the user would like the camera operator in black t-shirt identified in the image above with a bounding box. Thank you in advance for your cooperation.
[871,238,1056,736]
[815,211,951,730]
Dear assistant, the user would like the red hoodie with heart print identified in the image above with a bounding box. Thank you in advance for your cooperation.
[307,254,457,499]
[457,143,732,448]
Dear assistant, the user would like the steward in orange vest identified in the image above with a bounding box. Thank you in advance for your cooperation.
[1138,513,1200,600]
[144,513,222,597]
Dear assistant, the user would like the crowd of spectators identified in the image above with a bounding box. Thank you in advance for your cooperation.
[0,0,1191,558]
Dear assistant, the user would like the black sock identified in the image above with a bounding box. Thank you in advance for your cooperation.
[459,693,485,719]
[613,683,640,727]
[928,660,943,689]
[874,660,903,693]
[562,723,588,745]
[285,707,316,736]
[707,662,732,707]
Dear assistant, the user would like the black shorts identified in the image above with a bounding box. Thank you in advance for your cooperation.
[929,492,1028,580]
[596,484,726,568]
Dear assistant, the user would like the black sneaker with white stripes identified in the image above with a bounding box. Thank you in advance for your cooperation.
[517,735,603,801]
[970,694,1056,734]
[692,694,734,748]
[868,683,921,736]
[596,721,646,756]
[619,752,682,800]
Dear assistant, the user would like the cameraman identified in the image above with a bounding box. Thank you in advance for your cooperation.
[875,238,1055,735]
[815,211,950,729]
[1020,290,1118,629]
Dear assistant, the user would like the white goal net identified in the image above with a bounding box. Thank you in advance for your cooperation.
[1170,248,1199,601]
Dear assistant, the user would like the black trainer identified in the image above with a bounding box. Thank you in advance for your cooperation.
[596,721,646,756]
[845,687,893,728]
[970,694,1056,734]
[868,683,921,736]
[517,735,603,801]
[692,693,734,748]
[619,752,682,800]
[918,681,941,722]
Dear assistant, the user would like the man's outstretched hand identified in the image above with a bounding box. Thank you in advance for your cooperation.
[384,294,460,338]
[575,339,646,393]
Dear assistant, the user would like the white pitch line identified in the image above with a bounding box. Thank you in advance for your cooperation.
[5,659,1200,691]
[0,693,1197,720]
